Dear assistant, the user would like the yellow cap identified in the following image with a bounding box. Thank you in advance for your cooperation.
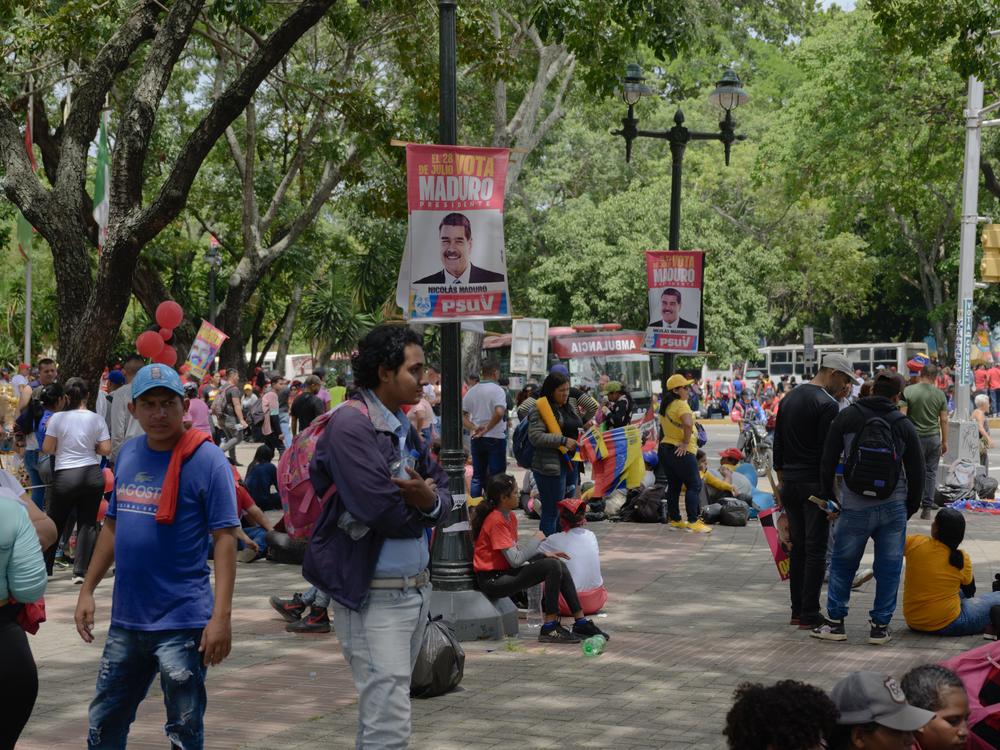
[665,374,694,391]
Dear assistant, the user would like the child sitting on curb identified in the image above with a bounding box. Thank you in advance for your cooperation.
[472,473,608,644]
[538,497,608,615]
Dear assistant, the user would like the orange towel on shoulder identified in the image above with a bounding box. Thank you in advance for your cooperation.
[156,429,213,525]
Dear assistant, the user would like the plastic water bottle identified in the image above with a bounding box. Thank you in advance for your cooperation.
[581,634,606,656]
[525,584,543,630]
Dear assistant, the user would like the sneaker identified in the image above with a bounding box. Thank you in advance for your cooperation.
[686,520,712,534]
[984,625,997,641]
[538,623,581,644]
[269,593,307,623]
[852,569,874,589]
[790,616,800,627]
[810,618,847,641]
[868,620,891,645]
[572,619,610,641]
[54,556,72,569]
[285,607,331,634]
[237,547,259,563]
[797,615,822,631]
[72,575,85,585]
[668,520,689,531]
[920,507,932,520]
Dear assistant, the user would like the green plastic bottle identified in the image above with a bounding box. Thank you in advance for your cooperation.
[581,634,606,656]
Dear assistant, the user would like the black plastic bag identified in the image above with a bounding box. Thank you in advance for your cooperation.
[719,498,749,527]
[701,502,723,524]
[410,615,465,699]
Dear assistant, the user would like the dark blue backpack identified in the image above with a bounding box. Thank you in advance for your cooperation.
[512,417,534,469]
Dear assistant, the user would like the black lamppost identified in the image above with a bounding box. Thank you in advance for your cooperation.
[613,65,748,388]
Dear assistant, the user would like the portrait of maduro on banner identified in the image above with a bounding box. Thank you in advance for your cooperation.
[399,143,512,322]
[183,320,228,379]
[643,251,704,354]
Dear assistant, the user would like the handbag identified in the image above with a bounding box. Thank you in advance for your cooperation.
[410,614,465,699]
[664,409,707,448]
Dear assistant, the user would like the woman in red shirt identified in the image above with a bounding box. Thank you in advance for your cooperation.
[472,474,608,644]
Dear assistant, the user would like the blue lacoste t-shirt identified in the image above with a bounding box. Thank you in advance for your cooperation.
[105,436,239,631]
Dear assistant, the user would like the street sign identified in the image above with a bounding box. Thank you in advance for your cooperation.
[803,326,815,363]
[510,318,548,380]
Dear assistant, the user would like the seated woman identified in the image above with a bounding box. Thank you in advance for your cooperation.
[244,445,280,511]
[697,449,736,507]
[472,473,608,644]
[900,664,970,750]
[538,497,608,615]
[903,508,1000,636]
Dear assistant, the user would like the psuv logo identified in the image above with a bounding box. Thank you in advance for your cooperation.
[440,294,499,315]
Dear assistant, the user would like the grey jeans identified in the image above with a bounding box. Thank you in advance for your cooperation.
[219,417,243,460]
[332,583,431,749]
[919,434,942,508]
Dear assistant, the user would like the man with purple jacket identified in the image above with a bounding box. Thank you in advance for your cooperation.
[303,325,452,750]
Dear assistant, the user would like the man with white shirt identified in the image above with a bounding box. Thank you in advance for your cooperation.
[462,360,508,498]
[414,212,505,285]
[108,354,146,465]
[648,287,697,330]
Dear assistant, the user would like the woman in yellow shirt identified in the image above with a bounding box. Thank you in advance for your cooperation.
[903,508,1000,636]
[658,374,710,534]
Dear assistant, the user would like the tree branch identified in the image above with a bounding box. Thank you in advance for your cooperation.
[134,0,339,247]
[261,115,325,233]
[983,158,1000,200]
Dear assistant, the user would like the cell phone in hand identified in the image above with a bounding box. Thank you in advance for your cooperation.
[808,495,839,514]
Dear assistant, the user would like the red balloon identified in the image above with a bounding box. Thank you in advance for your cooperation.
[153,344,177,368]
[97,499,109,523]
[155,300,184,330]
[103,467,114,494]
[159,328,173,341]
[136,330,165,358]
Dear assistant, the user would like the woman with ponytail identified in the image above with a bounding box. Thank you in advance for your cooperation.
[903,508,1000,636]
[472,473,609,644]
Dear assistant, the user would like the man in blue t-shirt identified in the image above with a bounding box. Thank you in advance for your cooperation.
[74,364,239,749]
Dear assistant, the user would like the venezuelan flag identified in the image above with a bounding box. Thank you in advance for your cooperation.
[579,411,653,496]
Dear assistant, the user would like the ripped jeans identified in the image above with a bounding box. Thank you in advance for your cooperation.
[88,626,207,749]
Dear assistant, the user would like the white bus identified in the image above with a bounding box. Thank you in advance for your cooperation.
[744,341,928,379]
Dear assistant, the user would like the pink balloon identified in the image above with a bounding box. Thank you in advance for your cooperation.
[155,300,184,330]
[159,328,173,341]
[152,344,178,368]
[103,467,114,494]
[136,330,165,358]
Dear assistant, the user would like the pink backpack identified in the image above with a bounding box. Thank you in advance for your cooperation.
[278,399,367,539]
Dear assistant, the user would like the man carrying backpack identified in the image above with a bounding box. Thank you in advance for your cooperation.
[811,370,924,646]
[302,324,451,749]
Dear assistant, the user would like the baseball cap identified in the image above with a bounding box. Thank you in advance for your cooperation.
[719,448,745,463]
[665,374,694,391]
[131,364,185,401]
[831,672,934,731]
[820,353,860,383]
[549,364,570,377]
[107,370,126,386]
[557,497,587,514]
[602,380,623,395]
[243,383,253,391]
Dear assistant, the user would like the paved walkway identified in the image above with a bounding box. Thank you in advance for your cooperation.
[17,438,1000,749]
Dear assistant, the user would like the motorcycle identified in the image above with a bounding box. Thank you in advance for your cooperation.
[737,413,773,477]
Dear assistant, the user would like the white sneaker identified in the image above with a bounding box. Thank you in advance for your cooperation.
[852,569,874,589]
[72,575,85,585]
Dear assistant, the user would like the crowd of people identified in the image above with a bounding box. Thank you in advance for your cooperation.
[3,331,1000,749]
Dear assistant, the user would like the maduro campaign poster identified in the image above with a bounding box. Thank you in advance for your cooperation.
[643,251,704,354]
[183,320,228,380]
[398,143,511,322]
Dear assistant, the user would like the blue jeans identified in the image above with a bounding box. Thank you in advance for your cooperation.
[332,583,431,749]
[88,626,207,749]
[23,449,44,510]
[533,465,570,536]
[659,445,702,523]
[826,501,907,625]
[470,437,507,498]
[302,585,331,609]
[935,591,1000,636]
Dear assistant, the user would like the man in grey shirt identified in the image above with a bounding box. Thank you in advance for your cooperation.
[109,354,146,465]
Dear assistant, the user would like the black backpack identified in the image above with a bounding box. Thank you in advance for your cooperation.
[843,405,905,500]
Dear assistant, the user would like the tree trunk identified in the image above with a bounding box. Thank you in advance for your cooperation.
[274,282,303,374]
[461,329,484,380]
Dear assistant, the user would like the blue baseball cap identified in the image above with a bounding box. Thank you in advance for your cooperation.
[131,364,185,401]
[108,370,126,385]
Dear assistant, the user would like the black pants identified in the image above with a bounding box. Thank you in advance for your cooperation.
[782,480,829,623]
[264,416,284,455]
[45,463,105,577]
[477,558,582,617]
[0,607,37,750]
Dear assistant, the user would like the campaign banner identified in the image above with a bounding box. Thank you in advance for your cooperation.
[183,320,228,380]
[399,144,511,322]
[759,507,790,581]
[643,251,704,354]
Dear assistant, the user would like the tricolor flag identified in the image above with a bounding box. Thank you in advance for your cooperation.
[578,410,656,496]
[15,95,36,260]
[92,109,110,251]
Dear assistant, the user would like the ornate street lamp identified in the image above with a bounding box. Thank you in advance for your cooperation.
[612,65,749,385]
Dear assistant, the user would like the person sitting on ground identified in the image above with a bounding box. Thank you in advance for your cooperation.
[244,445,281,511]
[828,671,935,750]
[723,680,839,750]
[903,507,1000,637]
[717,448,754,502]
[229,463,274,562]
[900,664,970,750]
[472,473,608,644]
[695,449,735,506]
[537,497,608,615]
